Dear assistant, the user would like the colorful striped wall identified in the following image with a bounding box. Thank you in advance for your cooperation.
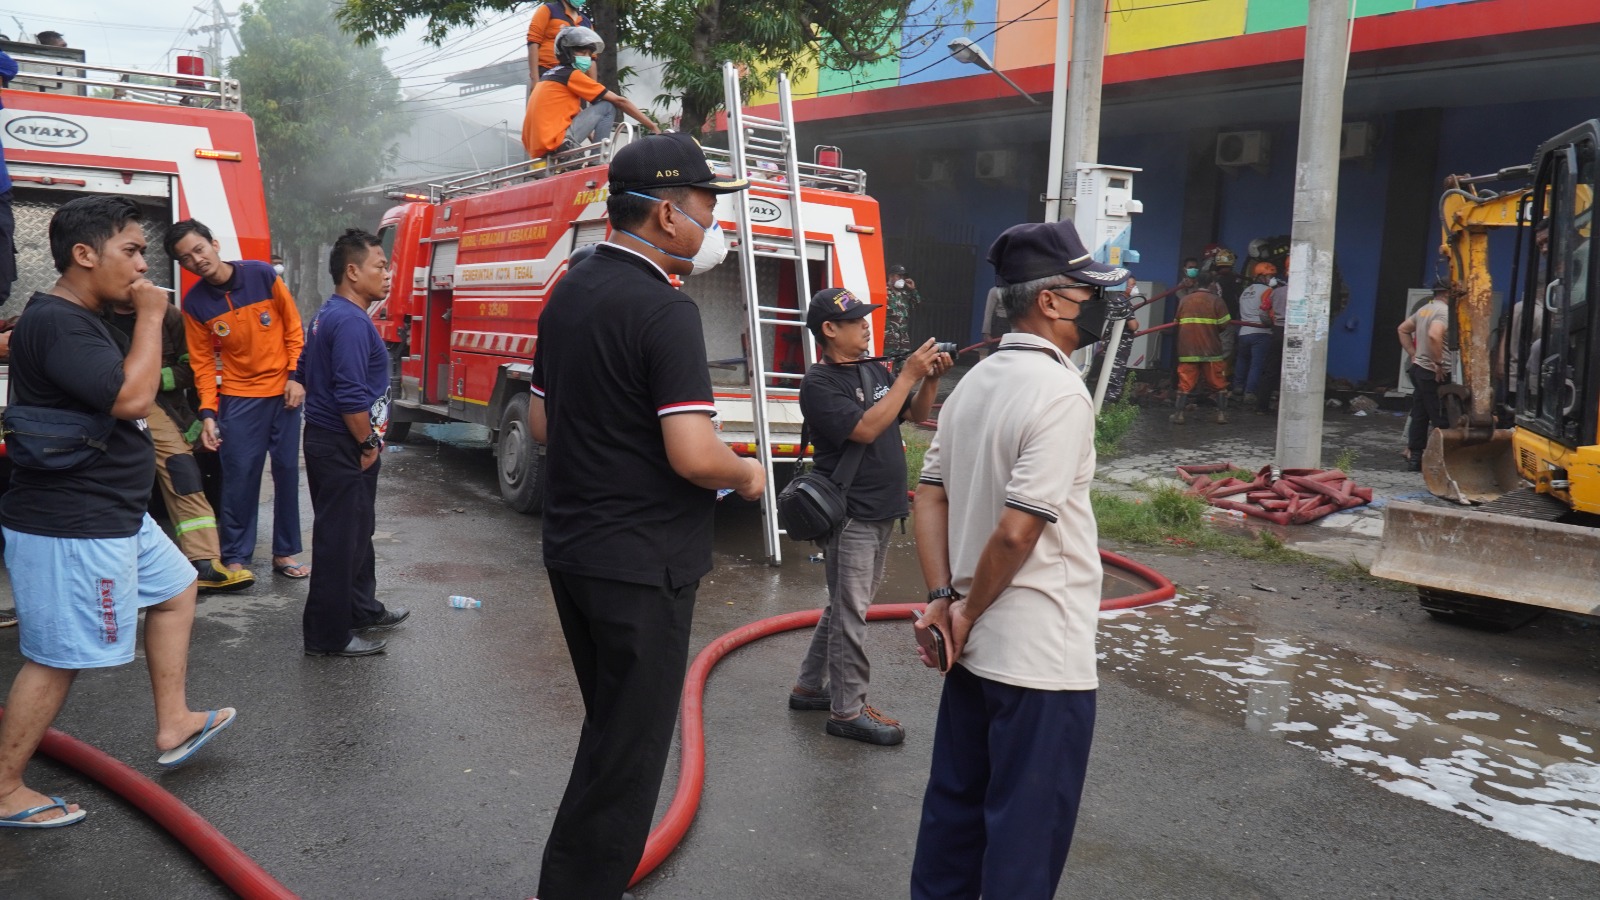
[753,0,1483,104]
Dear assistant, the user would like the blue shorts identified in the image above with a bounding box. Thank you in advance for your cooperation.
[3,514,196,669]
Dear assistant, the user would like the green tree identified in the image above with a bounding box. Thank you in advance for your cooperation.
[232,0,405,308]
[631,0,917,135]
[336,0,955,136]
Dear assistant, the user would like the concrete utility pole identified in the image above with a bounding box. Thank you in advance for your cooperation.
[1045,0,1106,223]
[1275,0,1351,469]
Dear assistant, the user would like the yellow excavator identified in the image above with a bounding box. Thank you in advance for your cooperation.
[1371,120,1600,629]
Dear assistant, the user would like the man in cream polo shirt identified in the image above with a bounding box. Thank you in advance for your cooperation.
[909,218,1128,900]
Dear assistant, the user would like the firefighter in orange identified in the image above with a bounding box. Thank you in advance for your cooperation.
[1170,275,1233,425]
[526,0,589,82]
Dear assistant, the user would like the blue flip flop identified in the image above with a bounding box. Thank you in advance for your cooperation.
[157,708,237,768]
[0,796,86,828]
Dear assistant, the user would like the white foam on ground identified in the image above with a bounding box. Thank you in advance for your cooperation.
[1096,602,1600,864]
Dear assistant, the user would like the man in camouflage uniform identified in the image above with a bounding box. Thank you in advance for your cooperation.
[884,263,922,358]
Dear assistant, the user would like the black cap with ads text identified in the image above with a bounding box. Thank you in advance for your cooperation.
[806,287,883,333]
[988,219,1130,288]
[608,132,749,194]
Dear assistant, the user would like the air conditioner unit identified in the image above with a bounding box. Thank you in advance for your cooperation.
[1340,121,1376,161]
[1216,130,1269,169]
[975,149,1016,181]
[916,155,954,184]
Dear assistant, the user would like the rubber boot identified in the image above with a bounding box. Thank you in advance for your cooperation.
[1214,392,1230,424]
[1169,393,1188,424]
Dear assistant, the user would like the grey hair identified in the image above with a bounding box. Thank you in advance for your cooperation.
[1000,276,1073,321]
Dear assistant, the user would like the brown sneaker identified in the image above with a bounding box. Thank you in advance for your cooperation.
[788,684,831,711]
[825,706,905,746]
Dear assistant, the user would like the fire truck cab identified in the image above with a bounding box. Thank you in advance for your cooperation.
[374,119,887,520]
[0,43,270,452]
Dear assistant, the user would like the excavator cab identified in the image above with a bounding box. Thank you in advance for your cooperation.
[1503,124,1600,515]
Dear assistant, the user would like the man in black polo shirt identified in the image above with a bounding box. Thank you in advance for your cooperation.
[527,131,764,900]
[788,289,947,745]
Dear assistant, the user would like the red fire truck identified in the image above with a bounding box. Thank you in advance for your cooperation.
[373,67,886,563]
[0,44,271,453]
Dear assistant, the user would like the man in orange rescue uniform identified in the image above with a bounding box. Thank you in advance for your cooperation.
[166,219,309,581]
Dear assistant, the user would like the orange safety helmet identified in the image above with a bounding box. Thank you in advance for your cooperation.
[1250,260,1278,279]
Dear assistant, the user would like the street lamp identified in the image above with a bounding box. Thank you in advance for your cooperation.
[947,37,1037,104]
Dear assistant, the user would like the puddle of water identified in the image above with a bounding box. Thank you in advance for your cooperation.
[1099,600,1600,863]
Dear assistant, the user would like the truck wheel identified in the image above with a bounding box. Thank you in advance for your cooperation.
[386,421,412,444]
[497,394,545,514]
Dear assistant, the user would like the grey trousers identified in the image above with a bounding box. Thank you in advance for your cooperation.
[566,99,617,148]
[796,517,894,718]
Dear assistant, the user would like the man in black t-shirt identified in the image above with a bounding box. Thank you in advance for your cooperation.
[788,288,949,746]
[526,132,764,900]
[0,197,236,829]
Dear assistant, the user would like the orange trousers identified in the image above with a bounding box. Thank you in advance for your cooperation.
[1177,361,1228,395]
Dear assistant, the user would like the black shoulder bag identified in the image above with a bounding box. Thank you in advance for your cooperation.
[776,363,874,543]
[2,405,117,472]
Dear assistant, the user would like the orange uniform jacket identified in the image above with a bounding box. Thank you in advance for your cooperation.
[521,66,607,158]
[179,259,304,415]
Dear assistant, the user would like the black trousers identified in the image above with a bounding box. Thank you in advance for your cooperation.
[1407,364,1449,455]
[301,424,384,651]
[538,570,697,900]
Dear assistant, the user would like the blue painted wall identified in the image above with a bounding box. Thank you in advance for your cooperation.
[899,0,1000,88]
[1208,118,1394,381]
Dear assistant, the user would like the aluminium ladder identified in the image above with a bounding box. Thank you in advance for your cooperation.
[721,61,818,566]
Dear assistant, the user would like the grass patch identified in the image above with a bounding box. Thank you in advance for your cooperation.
[1093,484,1306,563]
[1095,385,1140,458]
[1332,447,1359,473]
[903,425,931,490]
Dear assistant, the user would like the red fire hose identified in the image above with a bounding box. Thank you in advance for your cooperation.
[5,549,1174,899]
[1,712,298,898]
[630,546,1175,885]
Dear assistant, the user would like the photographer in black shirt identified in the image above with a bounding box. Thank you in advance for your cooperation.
[788,288,950,745]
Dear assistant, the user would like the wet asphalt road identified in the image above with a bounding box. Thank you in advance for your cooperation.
[1,427,1597,899]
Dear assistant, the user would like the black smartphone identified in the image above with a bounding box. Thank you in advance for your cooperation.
[913,610,949,673]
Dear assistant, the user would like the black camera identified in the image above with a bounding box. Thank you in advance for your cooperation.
[934,341,958,355]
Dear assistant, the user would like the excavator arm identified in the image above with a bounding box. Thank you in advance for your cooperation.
[1421,177,1529,502]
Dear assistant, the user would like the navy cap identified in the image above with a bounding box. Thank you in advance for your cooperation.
[806,287,882,332]
[608,132,748,195]
[988,219,1130,288]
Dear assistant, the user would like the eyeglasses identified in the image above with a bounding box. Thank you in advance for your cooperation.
[1045,286,1094,304]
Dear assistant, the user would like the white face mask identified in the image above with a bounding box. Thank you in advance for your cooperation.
[690,221,728,275]
[893,278,905,289]
[273,263,286,277]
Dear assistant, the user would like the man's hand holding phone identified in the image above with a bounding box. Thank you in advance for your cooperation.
[916,596,974,674]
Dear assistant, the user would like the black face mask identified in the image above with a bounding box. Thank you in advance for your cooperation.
[1071,297,1112,343]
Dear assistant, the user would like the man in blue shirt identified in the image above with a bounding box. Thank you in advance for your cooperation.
[298,229,408,657]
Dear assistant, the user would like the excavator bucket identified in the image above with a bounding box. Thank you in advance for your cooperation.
[1421,427,1520,504]
[1372,500,1600,617]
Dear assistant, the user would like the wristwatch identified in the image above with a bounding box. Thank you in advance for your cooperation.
[361,431,383,450]
[927,586,958,603]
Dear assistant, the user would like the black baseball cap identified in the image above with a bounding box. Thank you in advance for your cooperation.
[988,219,1130,288]
[608,132,749,194]
[806,287,883,332]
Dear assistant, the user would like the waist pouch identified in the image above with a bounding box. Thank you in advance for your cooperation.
[2,405,116,471]
[777,470,853,542]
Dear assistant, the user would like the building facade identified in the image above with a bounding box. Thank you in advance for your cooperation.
[749,0,1600,384]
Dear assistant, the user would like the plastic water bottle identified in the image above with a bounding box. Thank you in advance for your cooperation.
[448,595,481,609]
